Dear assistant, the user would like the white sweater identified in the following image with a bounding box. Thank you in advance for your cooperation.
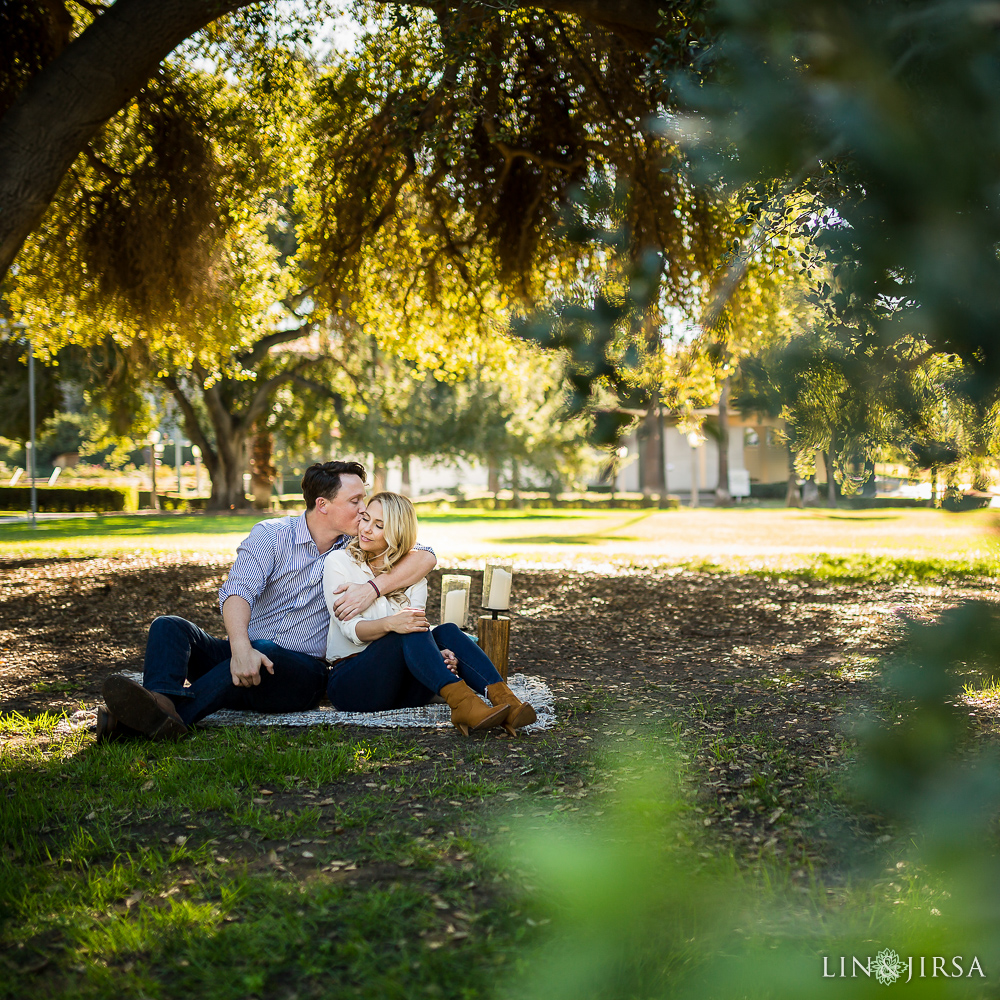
[322,548,428,660]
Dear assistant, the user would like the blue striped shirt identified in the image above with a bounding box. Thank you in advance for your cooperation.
[218,515,433,658]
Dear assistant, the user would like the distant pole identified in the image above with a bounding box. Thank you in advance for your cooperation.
[27,338,36,526]
[192,445,202,496]
[175,437,182,494]
[148,430,160,510]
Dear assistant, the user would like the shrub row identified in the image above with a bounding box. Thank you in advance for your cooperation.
[0,485,138,512]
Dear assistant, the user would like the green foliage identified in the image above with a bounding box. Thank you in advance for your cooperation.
[302,5,721,306]
[663,0,1000,390]
[513,185,668,444]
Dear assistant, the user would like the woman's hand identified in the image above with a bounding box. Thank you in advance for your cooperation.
[440,649,459,676]
[386,608,430,634]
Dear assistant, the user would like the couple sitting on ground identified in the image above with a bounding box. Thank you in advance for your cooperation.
[99,461,535,740]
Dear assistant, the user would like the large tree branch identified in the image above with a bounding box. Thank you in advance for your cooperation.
[236,322,316,369]
[290,374,348,422]
[0,0,250,280]
[159,371,217,468]
[200,372,239,443]
[243,356,328,428]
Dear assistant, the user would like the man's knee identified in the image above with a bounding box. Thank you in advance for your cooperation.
[251,640,281,657]
[148,615,190,642]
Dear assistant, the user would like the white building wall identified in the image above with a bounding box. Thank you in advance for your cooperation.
[383,456,490,495]
[615,418,748,493]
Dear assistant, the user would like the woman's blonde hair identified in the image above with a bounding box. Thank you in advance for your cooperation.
[347,491,418,586]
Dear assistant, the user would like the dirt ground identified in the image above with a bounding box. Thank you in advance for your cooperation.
[2,555,995,870]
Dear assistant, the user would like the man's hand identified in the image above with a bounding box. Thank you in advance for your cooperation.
[230,646,274,687]
[332,581,378,621]
[440,648,459,676]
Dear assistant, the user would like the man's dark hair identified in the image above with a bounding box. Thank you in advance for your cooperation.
[301,461,367,509]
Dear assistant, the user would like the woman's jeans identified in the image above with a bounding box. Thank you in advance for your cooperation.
[142,615,327,727]
[327,622,503,712]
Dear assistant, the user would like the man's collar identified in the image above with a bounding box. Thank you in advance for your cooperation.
[294,513,315,545]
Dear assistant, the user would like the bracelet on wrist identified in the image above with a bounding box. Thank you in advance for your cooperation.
[368,579,381,598]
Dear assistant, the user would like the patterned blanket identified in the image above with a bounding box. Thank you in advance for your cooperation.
[58,672,555,734]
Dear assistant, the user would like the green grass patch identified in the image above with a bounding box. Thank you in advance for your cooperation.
[751,552,1000,583]
[0,715,536,1000]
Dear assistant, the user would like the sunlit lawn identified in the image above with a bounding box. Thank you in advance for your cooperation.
[0,507,997,577]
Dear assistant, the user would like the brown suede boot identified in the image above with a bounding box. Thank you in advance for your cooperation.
[440,680,510,736]
[486,681,537,736]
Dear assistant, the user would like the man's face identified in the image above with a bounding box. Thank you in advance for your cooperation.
[315,474,367,536]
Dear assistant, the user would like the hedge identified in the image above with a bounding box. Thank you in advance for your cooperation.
[0,485,138,512]
[136,491,211,511]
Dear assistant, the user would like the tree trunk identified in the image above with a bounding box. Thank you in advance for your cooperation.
[372,461,387,494]
[400,454,412,496]
[488,459,501,496]
[715,379,732,507]
[148,445,159,511]
[249,423,276,510]
[511,459,522,509]
[785,446,802,507]
[167,381,249,510]
[930,465,939,507]
[823,450,838,508]
[207,429,249,510]
[861,460,877,498]
[640,399,664,497]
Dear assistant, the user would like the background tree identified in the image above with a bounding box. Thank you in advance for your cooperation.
[0,333,63,454]
[661,0,1000,396]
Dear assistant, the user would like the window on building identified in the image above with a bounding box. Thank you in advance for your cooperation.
[744,428,760,447]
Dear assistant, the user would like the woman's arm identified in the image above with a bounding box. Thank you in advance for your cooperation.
[332,547,437,620]
[354,607,429,642]
[323,552,370,646]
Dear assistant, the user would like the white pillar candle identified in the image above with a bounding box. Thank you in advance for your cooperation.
[486,567,512,610]
[444,588,466,626]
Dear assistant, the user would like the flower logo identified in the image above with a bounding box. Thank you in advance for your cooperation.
[873,948,906,985]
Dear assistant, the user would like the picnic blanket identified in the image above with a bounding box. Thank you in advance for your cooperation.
[59,672,555,734]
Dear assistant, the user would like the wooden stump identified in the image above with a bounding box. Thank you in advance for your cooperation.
[477,615,510,680]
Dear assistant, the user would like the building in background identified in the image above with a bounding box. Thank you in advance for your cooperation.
[609,407,790,498]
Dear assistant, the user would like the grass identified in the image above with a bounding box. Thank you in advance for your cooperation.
[1,508,997,576]
[3,705,994,999]
[0,719,532,999]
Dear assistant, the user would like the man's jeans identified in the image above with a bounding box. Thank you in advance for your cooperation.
[143,616,327,727]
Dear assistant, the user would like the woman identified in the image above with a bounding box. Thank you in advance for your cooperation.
[322,492,536,736]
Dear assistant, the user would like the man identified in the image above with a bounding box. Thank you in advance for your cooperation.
[99,460,436,739]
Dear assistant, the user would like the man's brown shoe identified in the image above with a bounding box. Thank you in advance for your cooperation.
[94,706,118,743]
[102,675,188,740]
